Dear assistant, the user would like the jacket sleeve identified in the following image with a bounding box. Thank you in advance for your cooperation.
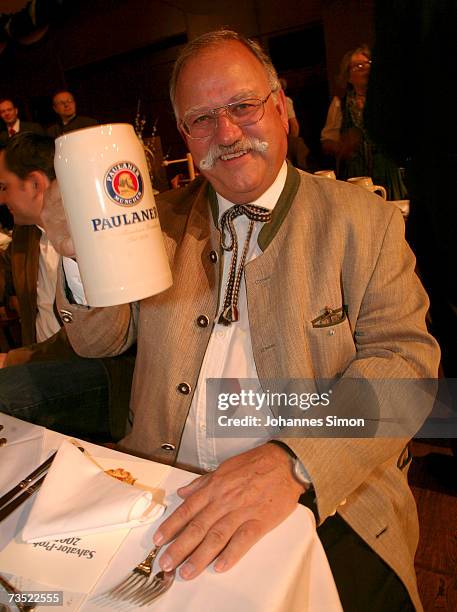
[282,209,440,522]
[0,243,14,306]
[55,263,138,358]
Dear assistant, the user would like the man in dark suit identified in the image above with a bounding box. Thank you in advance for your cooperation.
[0,98,44,145]
[47,90,97,138]
[0,132,134,442]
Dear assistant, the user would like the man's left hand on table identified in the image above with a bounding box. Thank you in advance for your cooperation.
[153,442,306,579]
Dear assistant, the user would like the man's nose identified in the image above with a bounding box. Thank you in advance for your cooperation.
[213,112,243,144]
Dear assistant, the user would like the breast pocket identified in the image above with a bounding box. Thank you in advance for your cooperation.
[307,310,356,378]
[311,306,347,328]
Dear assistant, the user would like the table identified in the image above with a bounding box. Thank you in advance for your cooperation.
[0,415,342,611]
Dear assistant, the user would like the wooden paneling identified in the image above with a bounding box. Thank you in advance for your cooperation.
[410,443,457,611]
[413,488,457,575]
[54,0,186,71]
[257,0,322,34]
[321,0,374,98]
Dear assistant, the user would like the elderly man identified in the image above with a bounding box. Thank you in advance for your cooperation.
[44,30,438,611]
[47,90,97,138]
[0,97,44,145]
[0,132,134,441]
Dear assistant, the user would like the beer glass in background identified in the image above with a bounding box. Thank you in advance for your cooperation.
[313,170,336,179]
[347,176,387,199]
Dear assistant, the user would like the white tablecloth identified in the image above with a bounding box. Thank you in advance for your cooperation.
[0,415,342,611]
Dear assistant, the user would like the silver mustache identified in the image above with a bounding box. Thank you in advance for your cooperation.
[199,137,269,170]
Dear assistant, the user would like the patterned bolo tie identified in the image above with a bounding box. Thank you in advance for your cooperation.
[218,204,271,325]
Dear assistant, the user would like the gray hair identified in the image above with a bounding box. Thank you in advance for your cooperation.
[337,44,371,90]
[169,29,280,117]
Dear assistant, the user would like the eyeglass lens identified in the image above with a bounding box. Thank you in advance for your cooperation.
[351,61,371,72]
[183,95,269,138]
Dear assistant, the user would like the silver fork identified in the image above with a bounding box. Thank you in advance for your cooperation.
[100,544,161,602]
[129,570,176,606]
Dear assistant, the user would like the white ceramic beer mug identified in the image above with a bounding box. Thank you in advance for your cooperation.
[347,176,387,199]
[54,124,172,306]
[313,170,336,179]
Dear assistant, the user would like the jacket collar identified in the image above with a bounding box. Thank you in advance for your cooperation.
[207,162,300,251]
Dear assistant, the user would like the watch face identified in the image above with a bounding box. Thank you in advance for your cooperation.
[293,459,311,488]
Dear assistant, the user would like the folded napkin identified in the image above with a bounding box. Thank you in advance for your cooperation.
[22,440,165,543]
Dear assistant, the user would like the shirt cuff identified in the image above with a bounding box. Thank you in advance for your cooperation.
[62,257,88,305]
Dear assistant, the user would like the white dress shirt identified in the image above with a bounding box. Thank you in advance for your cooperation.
[177,162,288,471]
[35,229,61,342]
[320,96,343,143]
[8,120,20,135]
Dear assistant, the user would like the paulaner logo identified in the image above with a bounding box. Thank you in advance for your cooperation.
[91,207,158,232]
[104,161,144,206]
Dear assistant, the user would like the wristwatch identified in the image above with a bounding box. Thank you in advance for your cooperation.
[269,440,313,490]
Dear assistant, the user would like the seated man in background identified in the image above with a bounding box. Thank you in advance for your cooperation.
[44,30,439,612]
[0,132,134,442]
[0,97,44,145]
[47,90,98,138]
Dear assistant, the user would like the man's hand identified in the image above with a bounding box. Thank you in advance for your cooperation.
[0,353,8,368]
[153,443,305,580]
[41,180,75,257]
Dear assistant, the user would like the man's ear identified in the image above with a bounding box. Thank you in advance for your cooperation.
[27,171,51,198]
[274,88,290,134]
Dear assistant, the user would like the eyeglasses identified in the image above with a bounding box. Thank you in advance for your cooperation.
[181,91,274,139]
[350,60,372,72]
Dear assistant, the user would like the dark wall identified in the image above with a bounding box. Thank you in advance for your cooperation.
[0,0,374,176]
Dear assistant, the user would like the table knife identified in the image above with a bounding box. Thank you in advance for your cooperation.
[0,474,47,522]
[0,452,56,510]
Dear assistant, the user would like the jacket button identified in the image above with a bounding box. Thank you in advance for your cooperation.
[60,309,73,323]
[197,315,209,328]
[209,250,218,263]
[161,443,176,451]
[177,382,191,395]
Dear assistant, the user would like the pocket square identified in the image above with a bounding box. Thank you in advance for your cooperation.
[311,306,347,328]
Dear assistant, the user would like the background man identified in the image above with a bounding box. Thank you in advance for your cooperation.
[0,132,133,441]
[44,30,439,611]
[0,97,44,145]
[47,90,97,137]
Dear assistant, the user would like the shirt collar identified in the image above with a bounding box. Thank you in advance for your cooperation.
[62,114,76,125]
[216,161,288,219]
